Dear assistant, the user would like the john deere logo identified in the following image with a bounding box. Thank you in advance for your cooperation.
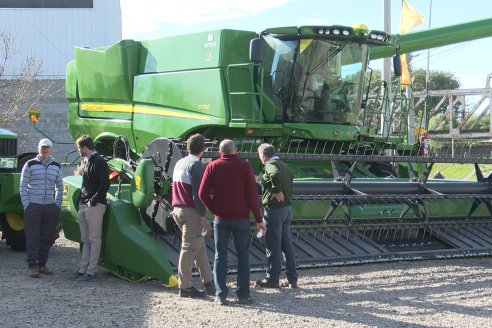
[332,130,339,137]
[63,184,68,196]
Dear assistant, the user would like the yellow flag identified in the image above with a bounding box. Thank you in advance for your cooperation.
[400,0,424,85]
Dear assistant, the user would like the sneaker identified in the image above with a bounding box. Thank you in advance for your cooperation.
[237,297,254,305]
[38,266,53,275]
[214,296,228,306]
[179,286,206,298]
[204,281,216,296]
[280,279,298,288]
[69,272,85,280]
[77,273,96,282]
[255,278,280,288]
[28,268,39,278]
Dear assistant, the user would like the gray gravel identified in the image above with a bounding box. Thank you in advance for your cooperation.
[1,234,491,328]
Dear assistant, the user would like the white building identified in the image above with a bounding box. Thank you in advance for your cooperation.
[0,0,122,162]
[0,0,122,78]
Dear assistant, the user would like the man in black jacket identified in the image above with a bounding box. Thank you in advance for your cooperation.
[72,135,110,282]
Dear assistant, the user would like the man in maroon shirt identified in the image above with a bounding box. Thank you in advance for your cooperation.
[199,139,266,305]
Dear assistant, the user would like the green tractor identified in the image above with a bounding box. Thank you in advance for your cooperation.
[58,18,492,286]
[0,128,36,250]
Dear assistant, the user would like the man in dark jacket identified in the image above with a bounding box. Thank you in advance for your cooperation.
[256,143,298,289]
[199,139,266,305]
[20,138,63,277]
[72,135,110,282]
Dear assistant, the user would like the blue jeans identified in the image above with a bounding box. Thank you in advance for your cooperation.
[213,218,251,300]
[264,206,297,283]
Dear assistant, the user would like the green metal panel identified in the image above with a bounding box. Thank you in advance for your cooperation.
[0,173,22,213]
[101,199,175,284]
[131,159,154,208]
[219,30,257,66]
[132,68,229,146]
[140,29,256,73]
[133,69,227,119]
[283,123,359,141]
[141,30,222,72]
[74,40,141,102]
[68,103,135,148]
[65,61,78,101]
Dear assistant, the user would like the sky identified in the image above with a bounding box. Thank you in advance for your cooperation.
[120,0,492,89]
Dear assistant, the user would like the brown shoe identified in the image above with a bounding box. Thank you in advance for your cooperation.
[280,279,298,288]
[28,268,39,278]
[38,266,53,275]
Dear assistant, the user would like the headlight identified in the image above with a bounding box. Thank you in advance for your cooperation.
[0,158,16,169]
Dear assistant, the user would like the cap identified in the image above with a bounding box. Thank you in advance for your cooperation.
[38,138,53,148]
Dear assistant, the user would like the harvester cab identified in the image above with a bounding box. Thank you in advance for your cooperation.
[59,18,492,286]
[249,24,400,128]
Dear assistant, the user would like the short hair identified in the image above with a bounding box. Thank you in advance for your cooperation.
[219,139,236,155]
[75,135,95,151]
[258,143,276,158]
[187,133,205,155]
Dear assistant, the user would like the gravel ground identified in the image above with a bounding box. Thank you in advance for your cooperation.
[1,234,491,328]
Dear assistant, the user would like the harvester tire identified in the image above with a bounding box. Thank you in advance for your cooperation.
[16,153,37,172]
[0,213,26,251]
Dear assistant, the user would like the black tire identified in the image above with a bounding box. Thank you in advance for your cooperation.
[17,153,37,172]
[367,162,396,178]
[0,213,26,251]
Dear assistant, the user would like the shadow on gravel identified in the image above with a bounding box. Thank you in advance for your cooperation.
[247,258,492,327]
[2,237,491,327]
[0,238,178,328]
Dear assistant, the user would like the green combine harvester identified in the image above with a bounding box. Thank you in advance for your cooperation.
[59,18,492,287]
[0,128,36,250]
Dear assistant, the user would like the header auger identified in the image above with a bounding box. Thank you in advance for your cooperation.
[59,18,492,285]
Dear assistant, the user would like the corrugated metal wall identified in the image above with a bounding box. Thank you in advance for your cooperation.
[0,0,122,78]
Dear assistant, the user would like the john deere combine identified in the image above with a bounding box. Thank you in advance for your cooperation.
[62,18,492,286]
[0,128,36,250]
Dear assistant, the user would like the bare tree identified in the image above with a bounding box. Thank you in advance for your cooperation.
[0,31,55,126]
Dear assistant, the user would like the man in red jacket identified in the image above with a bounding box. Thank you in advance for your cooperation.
[199,139,266,305]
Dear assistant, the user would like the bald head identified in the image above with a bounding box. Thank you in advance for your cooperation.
[219,139,236,155]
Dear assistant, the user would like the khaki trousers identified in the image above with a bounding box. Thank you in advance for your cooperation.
[78,203,107,275]
[172,207,213,289]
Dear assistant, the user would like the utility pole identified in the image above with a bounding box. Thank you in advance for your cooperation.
[382,0,392,137]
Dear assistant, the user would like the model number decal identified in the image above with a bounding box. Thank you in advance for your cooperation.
[198,104,211,110]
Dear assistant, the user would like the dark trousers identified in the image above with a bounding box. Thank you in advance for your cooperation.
[213,218,251,299]
[24,203,60,269]
[264,206,298,283]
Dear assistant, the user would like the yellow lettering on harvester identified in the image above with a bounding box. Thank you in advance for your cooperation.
[81,104,104,111]
[198,104,211,110]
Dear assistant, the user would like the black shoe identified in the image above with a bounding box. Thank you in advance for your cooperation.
[179,286,206,298]
[77,273,96,282]
[69,272,85,280]
[256,278,280,288]
[204,281,216,296]
[214,296,228,305]
[237,297,254,305]
[280,279,298,288]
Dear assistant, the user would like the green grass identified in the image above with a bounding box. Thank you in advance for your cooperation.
[429,163,492,180]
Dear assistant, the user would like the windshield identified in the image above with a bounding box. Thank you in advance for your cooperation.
[262,36,367,124]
